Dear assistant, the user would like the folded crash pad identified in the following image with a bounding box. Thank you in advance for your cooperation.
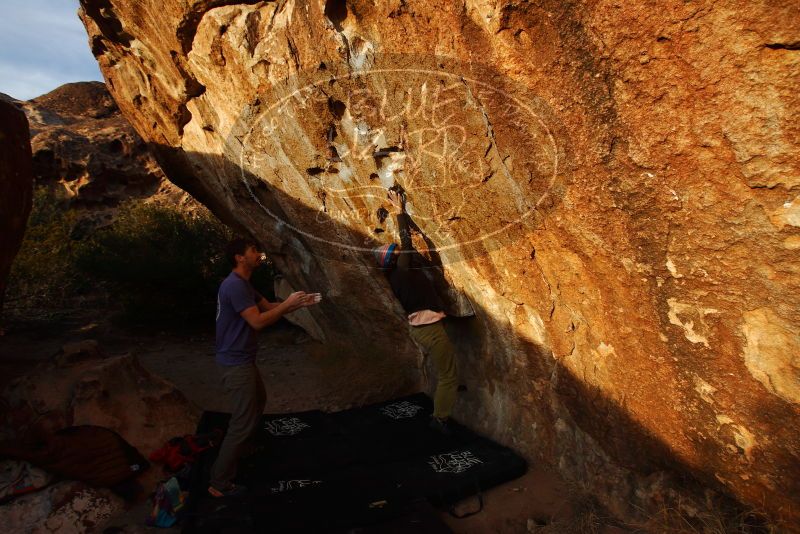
[0,425,148,488]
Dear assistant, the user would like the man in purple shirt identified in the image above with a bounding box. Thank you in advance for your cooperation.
[209,238,320,497]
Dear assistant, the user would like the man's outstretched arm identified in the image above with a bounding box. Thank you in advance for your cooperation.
[395,213,413,270]
[241,291,321,331]
[388,190,412,270]
[256,298,280,312]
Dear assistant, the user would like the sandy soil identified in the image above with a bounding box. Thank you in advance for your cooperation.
[0,315,629,533]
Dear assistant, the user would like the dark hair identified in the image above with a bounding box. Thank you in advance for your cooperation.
[225,238,258,267]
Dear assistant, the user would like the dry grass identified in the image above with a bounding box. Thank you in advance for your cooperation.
[627,498,779,534]
[527,494,626,534]
[527,490,782,534]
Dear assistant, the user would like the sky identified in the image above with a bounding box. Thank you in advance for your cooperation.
[0,0,103,101]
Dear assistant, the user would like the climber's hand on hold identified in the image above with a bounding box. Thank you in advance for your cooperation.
[387,189,406,215]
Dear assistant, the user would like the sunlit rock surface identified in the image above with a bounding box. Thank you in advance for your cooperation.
[18,82,193,211]
[0,99,33,331]
[79,0,800,526]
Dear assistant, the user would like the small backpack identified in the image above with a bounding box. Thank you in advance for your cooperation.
[146,477,185,528]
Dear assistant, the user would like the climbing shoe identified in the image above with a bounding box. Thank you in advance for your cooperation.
[208,483,247,498]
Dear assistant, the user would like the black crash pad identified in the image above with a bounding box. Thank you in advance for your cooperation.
[182,393,526,533]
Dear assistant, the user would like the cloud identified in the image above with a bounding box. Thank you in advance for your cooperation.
[0,0,103,100]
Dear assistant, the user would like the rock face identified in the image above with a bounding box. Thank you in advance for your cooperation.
[0,340,198,532]
[0,340,199,457]
[0,480,124,534]
[12,82,193,212]
[0,100,34,331]
[79,0,800,527]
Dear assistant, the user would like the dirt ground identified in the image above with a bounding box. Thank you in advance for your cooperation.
[0,314,630,533]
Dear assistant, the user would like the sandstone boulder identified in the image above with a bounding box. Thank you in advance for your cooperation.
[0,342,197,533]
[0,480,124,534]
[79,0,800,527]
[18,81,193,212]
[0,99,34,333]
[0,340,199,457]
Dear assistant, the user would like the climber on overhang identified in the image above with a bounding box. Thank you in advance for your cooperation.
[373,189,459,435]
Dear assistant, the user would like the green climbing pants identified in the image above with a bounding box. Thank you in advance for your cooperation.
[409,320,458,419]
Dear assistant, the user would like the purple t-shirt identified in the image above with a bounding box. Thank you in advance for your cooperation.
[215,272,263,366]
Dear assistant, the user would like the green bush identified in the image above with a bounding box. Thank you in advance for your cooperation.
[7,187,81,306]
[9,190,276,332]
[75,201,237,330]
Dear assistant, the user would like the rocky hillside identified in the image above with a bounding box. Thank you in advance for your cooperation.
[78,0,800,528]
[6,82,194,214]
[1,82,220,331]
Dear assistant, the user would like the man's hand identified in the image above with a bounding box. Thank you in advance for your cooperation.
[241,292,322,330]
[283,291,306,312]
[387,190,406,215]
[284,291,322,313]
